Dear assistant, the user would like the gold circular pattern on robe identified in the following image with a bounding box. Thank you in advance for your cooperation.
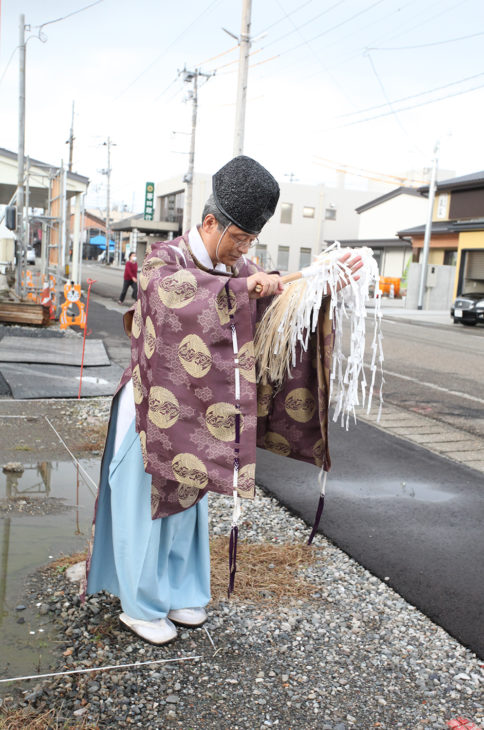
[177,483,201,509]
[264,431,291,457]
[237,462,256,497]
[140,257,167,291]
[144,316,156,359]
[178,334,212,378]
[215,288,237,325]
[257,384,273,417]
[158,270,197,309]
[312,438,324,467]
[205,402,243,442]
[148,386,180,428]
[172,453,208,489]
[131,299,142,339]
[132,364,143,405]
[238,341,256,383]
[285,387,316,423]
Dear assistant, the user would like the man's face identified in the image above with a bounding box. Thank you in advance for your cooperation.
[201,214,258,266]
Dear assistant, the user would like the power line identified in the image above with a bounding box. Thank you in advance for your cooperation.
[263,0,348,49]
[113,0,223,101]
[325,79,484,130]
[34,0,104,29]
[302,0,470,83]
[256,0,316,35]
[243,0,418,111]
[368,0,473,50]
[271,0,356,109]
[213,0,386,77]
[251,0,475,101]
[153,75,180,102]
[332,69,484,120]
[365,49,425,155]
[265,0,386,55]
[0,44,19,86]
[367,29,484,51]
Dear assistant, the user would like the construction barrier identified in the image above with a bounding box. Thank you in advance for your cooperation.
[59,282,86,330]
[379,276,401,298]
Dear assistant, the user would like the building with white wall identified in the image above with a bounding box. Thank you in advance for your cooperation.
[155,172,389,273]
[352,187,429,277]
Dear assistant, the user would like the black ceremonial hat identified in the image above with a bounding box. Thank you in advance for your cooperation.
[212,155,280,235]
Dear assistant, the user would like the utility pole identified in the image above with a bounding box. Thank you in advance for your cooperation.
[16,14,26,297]
[67,102,75,172]
[417,142,439,310]
[65,101,75,275]
[102,137,113,265]
[232,0,252,156]
[181,67,213,232]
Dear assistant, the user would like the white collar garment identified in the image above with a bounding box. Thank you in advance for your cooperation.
[189,226,228,273]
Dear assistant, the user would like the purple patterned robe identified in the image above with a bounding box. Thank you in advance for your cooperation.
[116,233,333,519]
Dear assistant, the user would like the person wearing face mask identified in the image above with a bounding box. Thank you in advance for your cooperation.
[85,155,362,646]
[118,251,138,304]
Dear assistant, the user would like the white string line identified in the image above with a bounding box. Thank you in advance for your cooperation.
[44,416,98,497]
[204,626,216,650]
[0,655,202,685]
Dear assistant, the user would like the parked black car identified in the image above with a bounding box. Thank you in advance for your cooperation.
[451,292,484,325]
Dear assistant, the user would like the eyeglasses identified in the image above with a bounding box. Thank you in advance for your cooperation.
[226,229,259,250]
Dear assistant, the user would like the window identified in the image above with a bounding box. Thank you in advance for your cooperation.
[325,207,336,220]
[254,243,268,268]
[443,250,457,266]
[159,190,184,227]
[280,203,293,224]
[277,245,290,271]
[303,206,315,218]
[299,247,312,268]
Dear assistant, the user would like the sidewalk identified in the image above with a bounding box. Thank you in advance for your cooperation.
[370,298,454,329]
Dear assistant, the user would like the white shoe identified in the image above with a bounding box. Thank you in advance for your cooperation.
[119,612,177,645]
[167,607,207,627]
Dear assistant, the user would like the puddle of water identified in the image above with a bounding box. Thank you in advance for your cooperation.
[337,478,455,503]
[0,458,99,691]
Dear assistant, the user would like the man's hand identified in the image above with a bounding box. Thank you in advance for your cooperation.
[247,272,284,299]
[335,251,364,292]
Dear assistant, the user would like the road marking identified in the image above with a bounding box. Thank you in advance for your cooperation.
[375,366,484,406]
[383,318,484,341]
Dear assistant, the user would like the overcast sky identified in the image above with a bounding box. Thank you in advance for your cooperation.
[1,0,483,211]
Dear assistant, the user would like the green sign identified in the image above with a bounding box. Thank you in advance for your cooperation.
[144,182,155,220]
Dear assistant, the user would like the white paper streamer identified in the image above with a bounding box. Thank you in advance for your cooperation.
[258,242,384,426]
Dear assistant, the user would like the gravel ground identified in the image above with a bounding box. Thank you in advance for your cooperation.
[0,495,73,516]
[1,488,482,729]
[0,397,111,463]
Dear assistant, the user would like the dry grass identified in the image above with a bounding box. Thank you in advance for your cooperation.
[47,552,87,572]
[46,541,321,604]
[0,706,99,729]
[209,536,321,603]
[75,423,107,453]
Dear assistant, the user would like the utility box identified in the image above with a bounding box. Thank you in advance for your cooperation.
[427,264,438,288]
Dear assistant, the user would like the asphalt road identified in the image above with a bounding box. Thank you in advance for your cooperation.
[377,318,484,439]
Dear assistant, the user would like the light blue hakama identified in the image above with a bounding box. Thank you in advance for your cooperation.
[86,395,211,621]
